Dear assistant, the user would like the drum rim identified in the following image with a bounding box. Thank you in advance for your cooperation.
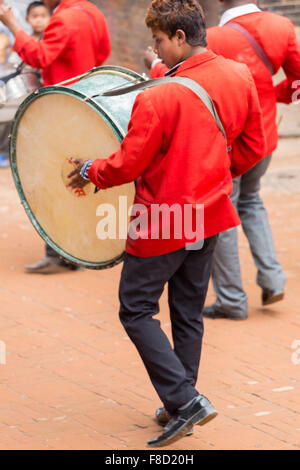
[77,65,146,83]
[9,66,145,270]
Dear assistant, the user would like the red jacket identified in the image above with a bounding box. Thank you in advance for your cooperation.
[88,52,266,257]
[13,0,111,85]
[206,12,300,156]
[151,12,300,157]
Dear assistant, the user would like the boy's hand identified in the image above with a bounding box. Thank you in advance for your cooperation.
[0,4,14,25]
[144,46,158,70]
[67,158,90,189]
[0,4,21,36]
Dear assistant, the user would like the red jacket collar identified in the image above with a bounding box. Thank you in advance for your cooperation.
[173,50,217,76]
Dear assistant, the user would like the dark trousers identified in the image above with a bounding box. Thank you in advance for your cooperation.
[119,235,217,414]
[0,123,10,158]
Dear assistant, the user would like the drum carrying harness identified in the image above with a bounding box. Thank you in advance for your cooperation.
[101,76,230,151]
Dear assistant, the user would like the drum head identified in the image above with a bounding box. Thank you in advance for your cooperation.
[11,90,135,269]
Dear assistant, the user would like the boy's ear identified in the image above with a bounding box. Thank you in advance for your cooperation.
[175,29,186,45]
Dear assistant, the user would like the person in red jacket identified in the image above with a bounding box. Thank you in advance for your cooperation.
[0,0,111,86]
[0,0,111,273]
[68,0,266,446]
[147,0,300,320]
[203,0,300,319]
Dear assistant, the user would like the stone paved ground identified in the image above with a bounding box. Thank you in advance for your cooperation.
[0,134,299,450]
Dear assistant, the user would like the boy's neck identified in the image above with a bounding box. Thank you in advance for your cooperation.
[183,45,207,62]
[32,32,43,40]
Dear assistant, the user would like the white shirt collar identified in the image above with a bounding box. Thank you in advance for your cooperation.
[219,3,262,26]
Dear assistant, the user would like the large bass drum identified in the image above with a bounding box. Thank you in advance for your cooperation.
[10,66,145,269]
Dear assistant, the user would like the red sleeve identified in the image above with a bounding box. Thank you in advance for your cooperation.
[230,72,267,178]
[96,14,111,65]
[88,92,163,189]
[13,16,71,70]
[275,22,300,104]
[150,61,169,78]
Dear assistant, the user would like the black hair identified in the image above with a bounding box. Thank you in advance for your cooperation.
[26,1,49,16]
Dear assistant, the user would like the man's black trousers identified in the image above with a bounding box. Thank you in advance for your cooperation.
[119,235,218,414]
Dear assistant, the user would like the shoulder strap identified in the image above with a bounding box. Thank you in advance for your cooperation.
[102,76,228,146]
[224,22,275,76]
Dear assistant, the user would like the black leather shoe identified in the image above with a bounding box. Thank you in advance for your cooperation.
[155,406,194,436]
[262,288,284,306]
[148,395,217,448]
[203,304,247,320]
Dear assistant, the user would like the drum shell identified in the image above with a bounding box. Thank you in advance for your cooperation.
[0,65,41,123]
[5,71,41,103]
[10,66,146,270]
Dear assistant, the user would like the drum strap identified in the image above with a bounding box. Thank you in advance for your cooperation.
[101,76,229,149]
[224,22,275,76]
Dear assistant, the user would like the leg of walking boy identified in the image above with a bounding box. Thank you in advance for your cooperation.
[119,237,218,448]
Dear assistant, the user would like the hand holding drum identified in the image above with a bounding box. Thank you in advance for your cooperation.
[10,66,142,269]
[67,158,90,190]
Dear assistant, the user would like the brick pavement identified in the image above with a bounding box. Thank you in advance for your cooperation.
[0,136,299,450]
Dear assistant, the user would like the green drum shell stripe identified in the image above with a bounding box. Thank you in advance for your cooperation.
[9,66,146,270]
